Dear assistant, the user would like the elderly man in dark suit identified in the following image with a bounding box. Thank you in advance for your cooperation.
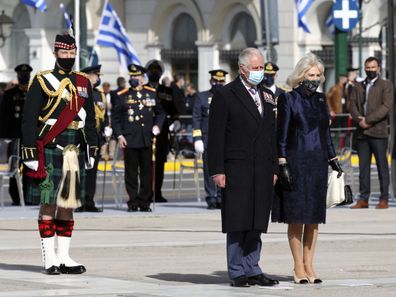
[350,56,394,209]
[208,48,279,287]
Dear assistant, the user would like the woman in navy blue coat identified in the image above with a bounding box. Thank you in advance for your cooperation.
[272,53,343,284]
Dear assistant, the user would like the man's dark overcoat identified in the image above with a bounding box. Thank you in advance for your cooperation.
[208,77,278,233]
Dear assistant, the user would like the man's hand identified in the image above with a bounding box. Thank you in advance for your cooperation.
[273,174,278,185]
[118,135,127,149]
[194,140,204,153]
[358,116,371,129]
[24,160,38,171]
[152,125,160,136]
[212,174,226,188]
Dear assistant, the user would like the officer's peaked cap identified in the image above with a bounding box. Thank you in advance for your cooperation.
[145,60,164,74]
[14,64,33,72]
[209,69,228,81]
[128,64,146,76]
[264,62,279,74]
[80,64,102,75]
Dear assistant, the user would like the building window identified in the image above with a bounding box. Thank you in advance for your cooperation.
[221,12,257,79]
[161,13,198,86]
[10,4,31,68]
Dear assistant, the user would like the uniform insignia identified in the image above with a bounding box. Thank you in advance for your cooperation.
[208,96,212,105]
[128,116,134,122]
[262,91,276,105]
[128,108,134,115]
[137,92,142,99]
[77,86,88,98]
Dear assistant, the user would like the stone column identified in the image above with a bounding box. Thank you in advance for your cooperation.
[196,41,218,91]
[24,28,52,71]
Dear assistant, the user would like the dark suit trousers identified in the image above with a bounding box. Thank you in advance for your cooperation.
[84,154,100,207]
[124,147,152,207]
[357,136,389,200]
[226,231,262,279]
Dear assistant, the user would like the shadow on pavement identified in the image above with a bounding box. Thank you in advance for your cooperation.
[0,263,41,273]
[147,271,228,284]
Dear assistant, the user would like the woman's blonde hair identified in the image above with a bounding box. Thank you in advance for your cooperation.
[287,52,325,88]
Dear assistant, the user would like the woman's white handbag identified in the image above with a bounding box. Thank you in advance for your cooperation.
[326,171,345,208]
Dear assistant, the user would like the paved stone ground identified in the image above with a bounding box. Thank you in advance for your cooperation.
[0,198,396,297]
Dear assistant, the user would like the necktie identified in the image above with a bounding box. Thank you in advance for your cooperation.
[249,88,261,111]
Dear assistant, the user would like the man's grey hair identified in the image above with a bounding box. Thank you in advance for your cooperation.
[238,48,264,67]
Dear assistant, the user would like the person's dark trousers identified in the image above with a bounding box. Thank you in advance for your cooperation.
[154,129,168,199]
[357,136,390,201]
[84,154,100,207]
[124,147,153,208]
[226,231,262,280]
[203,150,221,205]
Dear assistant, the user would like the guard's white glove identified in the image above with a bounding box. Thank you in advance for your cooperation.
[104,126,113,138]
[194,140,204,153]
[169,120,181,132]
[152,125,160,136]
[24,160,38,171]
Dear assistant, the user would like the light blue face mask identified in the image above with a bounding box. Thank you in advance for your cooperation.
[247,69,264,85]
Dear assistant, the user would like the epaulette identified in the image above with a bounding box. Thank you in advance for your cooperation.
[28,70,52,90]
[73,71,90,80]
[117,88,129,96]
[144,85,156,92]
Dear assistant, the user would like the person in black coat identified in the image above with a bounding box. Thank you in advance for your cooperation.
[0,64,33,205]
[272,52,343,284]
[112,64,165,212]
[208,48,279,287]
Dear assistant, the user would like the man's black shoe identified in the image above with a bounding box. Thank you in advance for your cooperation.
[59,264,86,274]
[85,205,102,212]
[127,206,138,212]
[74,206,86,212]
[248,274,279,286]
[43,265,61,275]
[230,275,249,287]
[207,203,217,210]
[155,196,168,203]
[140,206,152,212]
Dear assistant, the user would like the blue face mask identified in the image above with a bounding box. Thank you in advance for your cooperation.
[247,70,264,86]
[129,78,139,88]
[210,83,223,93]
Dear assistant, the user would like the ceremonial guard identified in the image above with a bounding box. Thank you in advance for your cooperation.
[21,34,98,275]
[112,64,165,212]
[0,64,32,205]
[261,62,285,109]
[192,69,228,209]
[75,64,107,212]
[145,59,180,203]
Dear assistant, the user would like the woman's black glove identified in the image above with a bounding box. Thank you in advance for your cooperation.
[279,163,294,191]
[329,158,343,178]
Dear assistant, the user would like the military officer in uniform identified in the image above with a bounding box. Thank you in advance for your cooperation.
[260,62,285,108]
[75,64,107,212]
[145,59,180,203]
[112,64,165,212]
[21,34,98,275]
[192,69,228,209]
[0,64,33,205]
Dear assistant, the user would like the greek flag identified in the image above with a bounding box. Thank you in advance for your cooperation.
[295,0,314,33]
[59,3,73,35]
[21,0,47,12]
[96,2,141,71]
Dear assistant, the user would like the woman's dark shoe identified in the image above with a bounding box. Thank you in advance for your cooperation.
[306,274,322,284]
[294,272,308,284]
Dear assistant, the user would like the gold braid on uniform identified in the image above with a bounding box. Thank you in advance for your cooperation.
[36,74,78,122]
[94,103,106,130]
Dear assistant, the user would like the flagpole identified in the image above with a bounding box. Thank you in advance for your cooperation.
[75,0,80,70]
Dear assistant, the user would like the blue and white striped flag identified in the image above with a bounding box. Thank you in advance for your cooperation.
[295,0,314,33]
[96,2,141,72]
[21,0,47,12]
[59,3,73,35]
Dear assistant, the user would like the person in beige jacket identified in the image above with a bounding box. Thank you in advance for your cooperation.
[349,56,394,209]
